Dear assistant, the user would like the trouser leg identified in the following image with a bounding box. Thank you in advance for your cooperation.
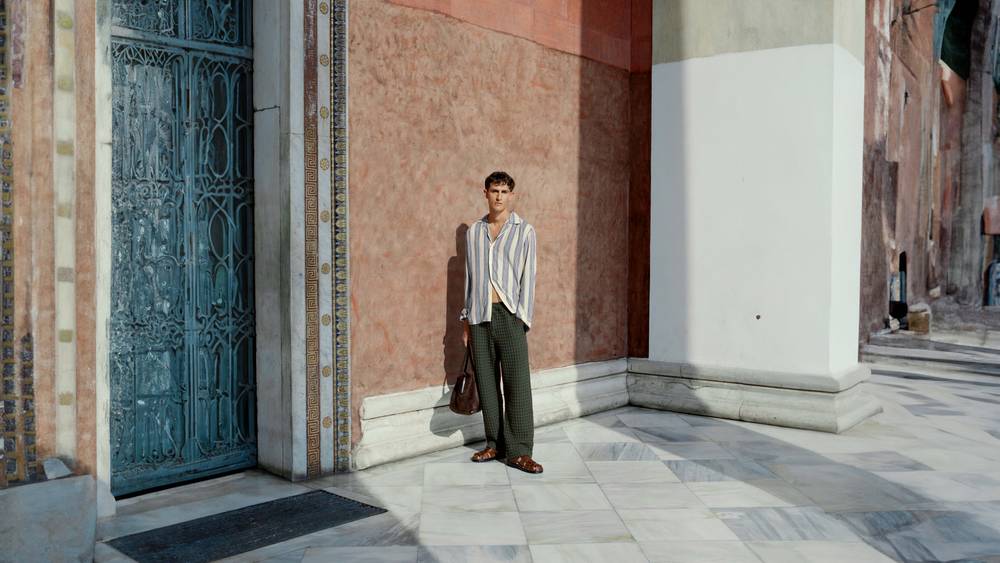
[492,306,534,459]
[469,322,505,455]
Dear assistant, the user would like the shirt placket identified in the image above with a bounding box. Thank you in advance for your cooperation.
[486,219,512,322]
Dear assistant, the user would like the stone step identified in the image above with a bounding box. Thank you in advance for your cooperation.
[868,333,1000,358]
[860,344,1000,377]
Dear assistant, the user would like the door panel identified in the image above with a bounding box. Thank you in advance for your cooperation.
[110,0,254,497]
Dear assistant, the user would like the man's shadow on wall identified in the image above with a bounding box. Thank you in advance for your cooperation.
[428,223,485,448]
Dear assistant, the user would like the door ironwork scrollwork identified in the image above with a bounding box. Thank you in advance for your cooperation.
[110,0,254,496]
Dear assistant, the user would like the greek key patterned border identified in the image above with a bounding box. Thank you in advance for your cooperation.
[303,0,322,477]
[330,0,350,473]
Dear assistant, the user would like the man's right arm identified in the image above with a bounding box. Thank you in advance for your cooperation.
[460,228,472,345]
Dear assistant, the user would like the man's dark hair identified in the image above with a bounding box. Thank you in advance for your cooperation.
[484,171,515,191]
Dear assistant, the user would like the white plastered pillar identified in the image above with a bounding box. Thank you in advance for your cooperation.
[636,0,880,432]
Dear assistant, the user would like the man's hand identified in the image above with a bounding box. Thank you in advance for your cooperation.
[462,320,469,346]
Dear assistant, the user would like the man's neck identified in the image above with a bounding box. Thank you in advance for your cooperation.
[488,210,511,225]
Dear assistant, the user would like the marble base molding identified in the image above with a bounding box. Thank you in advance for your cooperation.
[353,360,630,470]
[628,359,882,433]
[353,358,882,469]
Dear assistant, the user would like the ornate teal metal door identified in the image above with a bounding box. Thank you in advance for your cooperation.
[110,0,255,496]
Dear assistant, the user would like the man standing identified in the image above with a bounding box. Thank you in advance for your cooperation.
[461,171,542,474]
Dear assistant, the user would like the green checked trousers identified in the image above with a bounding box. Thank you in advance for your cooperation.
[468,303,534,460]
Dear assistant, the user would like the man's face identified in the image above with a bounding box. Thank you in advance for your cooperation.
[485,183,514,213]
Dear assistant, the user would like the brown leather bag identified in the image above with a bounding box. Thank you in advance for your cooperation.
[449,346,481,415]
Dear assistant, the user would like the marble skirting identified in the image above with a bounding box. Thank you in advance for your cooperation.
[352,360,630,470]
[353,358,883,470]
[627,361,883,433]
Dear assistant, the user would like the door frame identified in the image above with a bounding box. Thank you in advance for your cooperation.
[93,0,351,516]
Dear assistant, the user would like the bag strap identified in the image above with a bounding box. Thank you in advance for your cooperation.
[463,345,474,377]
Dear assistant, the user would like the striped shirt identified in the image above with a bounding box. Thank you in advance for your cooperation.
[461,212,537,329]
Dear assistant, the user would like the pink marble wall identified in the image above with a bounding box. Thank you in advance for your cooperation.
[348,0,630,443]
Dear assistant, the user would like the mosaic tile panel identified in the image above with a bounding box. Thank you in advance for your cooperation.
[0,0,31,487]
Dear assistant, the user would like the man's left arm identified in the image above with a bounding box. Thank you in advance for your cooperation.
[517,227,537,329]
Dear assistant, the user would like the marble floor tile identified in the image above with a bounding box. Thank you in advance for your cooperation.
[895,447,1000,472]
[519,510,632,544]
[573,442,660,461]
[639,541,761,563]
[746,541,894,563]
[686,480,810,508]
[419,511,526,546]
[717,440,825,462]
[617,411,693,428]
[564,411,631,429]
[259,548,308,563]
[564,425,641,443]
[951,471,1000,492]
[324,485,423,513]
[922,541,1000,562]
[872,471,988,502]
[423,462,509,487]
[421,485,516,512]
[506,461,594,484]
[300,546,417,563]
[533,442,587,462]
[112,471,247,515]
[632,427,708,443]
[686,425,770,442]
[295,511,422,548]
[714,507,860,542]
[618,508,739,542]
[825,450,932,472]
[587,461,680,484]
[764,463,927,511]
[417,545,532,562]
[216,511,421,560]
[646,441,735,460]
[91,348,1000,562]
[835,508,1000,545]
[534,427,572,443]
[529,542,648,563]
[306,463,425,490]
[678,414,734,427]
[600,483,704,509]
[511,484,612,511]
[663,459,776,482]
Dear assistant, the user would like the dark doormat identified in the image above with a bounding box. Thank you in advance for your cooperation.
[107,490,387,562]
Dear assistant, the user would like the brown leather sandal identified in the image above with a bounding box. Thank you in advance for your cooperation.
[471,447,498,462]
[507,455,543,474]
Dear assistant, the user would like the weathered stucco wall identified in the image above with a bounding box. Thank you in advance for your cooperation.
[387,0,635,70]
[348,0,631,443]
[860,0,993,338]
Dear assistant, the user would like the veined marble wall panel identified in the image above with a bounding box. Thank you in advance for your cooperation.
[347,0,630,446]
[73,0,97,481]
[51,0,77,464]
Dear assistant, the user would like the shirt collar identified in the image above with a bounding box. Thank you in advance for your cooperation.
[479,212,522,226]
